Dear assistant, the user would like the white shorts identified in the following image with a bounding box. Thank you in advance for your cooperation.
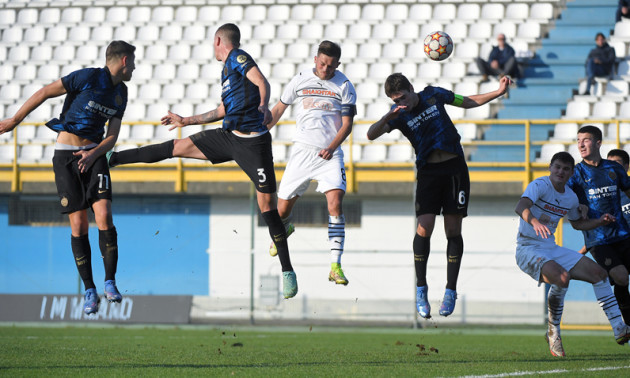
[278,142,346,200]
[515,239,583,285]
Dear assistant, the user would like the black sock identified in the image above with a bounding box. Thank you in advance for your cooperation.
[110,140,174,166]
[413,234,430,287]
[71,234,95,290]
[614,284,630,324]
[99,227,118,281]
[446,235,464,291]
[261,209,293,272]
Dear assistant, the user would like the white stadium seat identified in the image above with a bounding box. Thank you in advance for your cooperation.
[286,43,310,62]
[138,83,161,102]
[33,125,58,143]
[0,65,13,81]
[176,63,200,82]
[538,143,566,162]
[127,124,155,143]
[144,45,167,62]
[361,4,384,23]
[351,124,371,142]
[74,44,99,64]
[60,64,81,77]
[324,24,347,40]
[385,4,408,22]
[480,4,505,22]
[530,3,554,21]
[137,25,159,42]
[129,7,151,24]
[271,63,296,81]
[192,44,213,62]
[300,24,324,42]
[358,42,382,61]
[468,22,492,41]
[420,23,445,39]
[146,102,169,120]
[154,63,176,82]
[494,21,517,39]
[267,5,290,23]
[46,25,67,42]
[365,101,391,120]
[198,6,220,23]
[409,4,432,22]
[16,125,36,143]
[183,25,205,42]
[175,6,197,23]
[605,80,630,98]
[368,63,393,81]
[23,25,45,45]
[276,23,300,41]
[253,24,275,42]
[8,45,29,62]
[152,6,174,24]
[347,22,371,42]
[14,64,36,82]
[162,83,185,101]
[185,83,209,101]
[387,144,413,162]
[19,145,44,163]
[371,23,395,42]
[244,5,267,22]
[591,101,617,119]
[42,145,55,162]
[361,144,387,162]
[124,103,146,121]
[517,22,541,41]
[160,25,183,42]
[221,5,244,22]
[445,22,468,41]
[272,144,287,163]
[432,4,456,22]
[466,105,491,120]
[394,62,417,79]
[53,45,75,62]
[91,25,114,42]
[0,145,15,163]
[344,62,368,81]
[417,62,442,80]
[552,123,579,141]
[314,4,337,21]
[382,42,406,61]
[37,65,60,82]
[455,123,478,141]
[106,7,128,23]
[291,5,313,23]
[2,26,23,43]
[39,8,61,26]
[263,42,285,60]
[274,124,295,142]
[396,23,420,43]
[61,7,82,24]
[0,9,16,25]
[564,101,591,119]
[457,4,480,23]
[341,144,361,162]
[505,3,529,21]
[454,41,480,60]
[68,25,90,43]
[84,7,105,25]
[114,25,136,41]
[337,4,361,23]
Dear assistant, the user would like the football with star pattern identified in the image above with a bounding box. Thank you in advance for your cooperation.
[423,31,454,61]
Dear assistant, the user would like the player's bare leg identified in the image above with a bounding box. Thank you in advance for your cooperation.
[258,191,297,298]
[269,197,298,257]
[415,214,436,318]
[93,199,122,303]
[325,189,348,285]
[68,209,100,314]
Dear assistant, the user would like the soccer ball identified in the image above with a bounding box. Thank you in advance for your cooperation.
[423,31,454,61]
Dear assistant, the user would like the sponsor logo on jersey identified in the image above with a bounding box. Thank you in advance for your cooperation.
[303,97,334,111]
[587,185,617,197]
[298,87,340,99]
[623,202,630,215]
[222,79,231,94]
[543,203,568,216]
[407,105,439,129]
[427,97,436,105]
[86,100,117,118]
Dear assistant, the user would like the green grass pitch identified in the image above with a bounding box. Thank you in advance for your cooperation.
[1,324,629,376]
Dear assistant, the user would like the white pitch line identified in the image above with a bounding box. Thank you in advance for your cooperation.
[460,365,630,378]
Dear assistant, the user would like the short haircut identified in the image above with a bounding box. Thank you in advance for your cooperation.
[106,41,135,62]
[216,23,241,48]
[550,151,575,167]
[384,73,413,97]
[595,32,606,40]
[317,40,341,60]
[578,125,603,142]
[608,148,630,166]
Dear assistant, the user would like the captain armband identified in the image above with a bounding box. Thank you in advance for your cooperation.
[341,104,357,117]
[452,94,464,107]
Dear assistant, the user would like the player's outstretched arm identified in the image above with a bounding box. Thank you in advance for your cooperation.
[570,213,616,231]
[161,103,226,131]
[515,197,552,239]
[75,117,122,173]
[367,106,403,140]
[459,76,512,109]
[0,80,66,135]
[268,101,289,130]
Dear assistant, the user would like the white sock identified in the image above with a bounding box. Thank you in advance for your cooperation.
[328,214,345,264]
[548,284,568,336]
[593,278,626,333]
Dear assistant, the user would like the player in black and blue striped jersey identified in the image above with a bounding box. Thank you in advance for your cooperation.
[107,24,298,299]
[0,40,136,315]
[367,73,510,319]
[606,149,630,226]
[568,126,630,325]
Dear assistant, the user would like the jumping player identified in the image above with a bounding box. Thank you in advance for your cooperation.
[267,41,356,285]
[107,24,298,299]
[367,73,510,318]
[567,126,630,324]
[515,151,630,357]
[0,41,136,315]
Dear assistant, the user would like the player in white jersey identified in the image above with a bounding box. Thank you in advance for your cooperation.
[515,151,629,357]
[267,41,357,285]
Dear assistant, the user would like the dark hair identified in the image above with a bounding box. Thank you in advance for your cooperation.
[550,151,575,167]
[577,125,603,142]
[608,149,630,166]
[384,73,413,97]
[106,41,135,62]
[216,23,241,48]
[317,40,341,60]
[595,32,606,40]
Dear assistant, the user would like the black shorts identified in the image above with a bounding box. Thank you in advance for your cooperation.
[52,149,112,214]
[415,156,470,217]
[589,237,630,276]
[190,128,277,193]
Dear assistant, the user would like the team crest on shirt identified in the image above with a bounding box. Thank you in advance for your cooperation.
[237,55,247,63]
[60,196,68,207]
[427,97,436,105]
[609,170,617,180]
[115,95,123,106]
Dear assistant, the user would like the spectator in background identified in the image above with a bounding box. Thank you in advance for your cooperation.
[475,34,519,82]
[582,33,616,95]
[616,0,630,22]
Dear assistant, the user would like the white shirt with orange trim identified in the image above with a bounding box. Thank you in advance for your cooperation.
[280,69,356,150]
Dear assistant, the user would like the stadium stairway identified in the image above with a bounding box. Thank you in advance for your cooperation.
[472,0,618,163]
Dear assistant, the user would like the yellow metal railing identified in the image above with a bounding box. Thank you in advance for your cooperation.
[1,119,628,193]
